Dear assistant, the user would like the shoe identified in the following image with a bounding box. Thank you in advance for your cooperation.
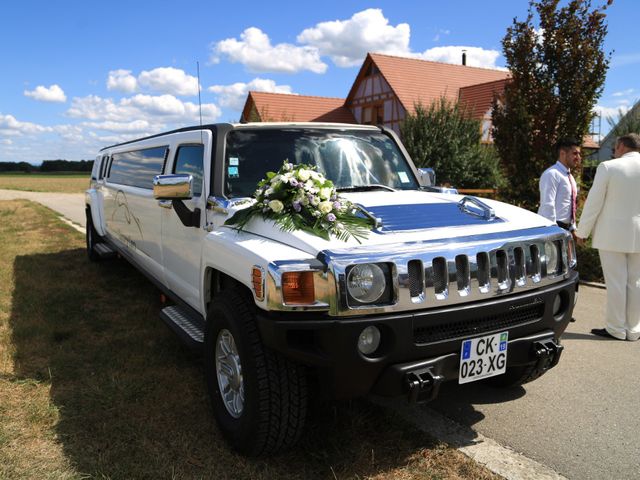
[591,328,620,340]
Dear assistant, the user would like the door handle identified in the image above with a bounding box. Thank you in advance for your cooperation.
[158,199,173,209]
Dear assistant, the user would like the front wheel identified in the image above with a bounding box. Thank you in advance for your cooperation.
[204,290,307,456]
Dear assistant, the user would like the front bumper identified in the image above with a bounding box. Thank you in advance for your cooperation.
[256,271,578,400]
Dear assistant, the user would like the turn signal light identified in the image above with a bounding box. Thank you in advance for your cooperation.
[282,272,315,305]
[252,266,264,301]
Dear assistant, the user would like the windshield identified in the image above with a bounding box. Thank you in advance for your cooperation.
[224,129,419,198]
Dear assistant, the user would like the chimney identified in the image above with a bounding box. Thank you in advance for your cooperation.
[462,50,467,66]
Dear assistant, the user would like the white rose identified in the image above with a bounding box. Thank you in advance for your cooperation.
[319,187,333,200]
[268,200,284,213]
[298,169,311,182]
[310,196,320,206]
[265,188,274,196]
[319,201,333,214]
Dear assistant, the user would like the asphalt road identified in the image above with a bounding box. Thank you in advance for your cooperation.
[414,284,640,480]
[0,189,86,228]
[3,188,638,478]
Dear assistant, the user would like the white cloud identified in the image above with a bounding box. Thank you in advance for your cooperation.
[0,113,54,136]
[23,84,67,103]
[107,69,138,93]
[208,78,294,110]
[297,8,411,67]
[1,139,12,145]
[418,46,502,69]
[594,104,630,120]
[138,67,199,96]
[211,27,327,74]
[83,120,152,133]
[66,94,221,125]
[612,88,635,98]
[433,29,451,42]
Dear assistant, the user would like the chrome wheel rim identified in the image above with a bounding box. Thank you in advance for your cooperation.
[215,329,244,418]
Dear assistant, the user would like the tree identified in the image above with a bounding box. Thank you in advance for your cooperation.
[400,98,505,189]
[492,0,611,209]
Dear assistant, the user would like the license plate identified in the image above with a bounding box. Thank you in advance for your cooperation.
[459,332,508,384]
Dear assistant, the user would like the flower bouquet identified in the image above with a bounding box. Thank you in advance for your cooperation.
[224,161,375,242]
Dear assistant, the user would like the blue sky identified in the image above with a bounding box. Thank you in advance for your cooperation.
[1,0,637,163]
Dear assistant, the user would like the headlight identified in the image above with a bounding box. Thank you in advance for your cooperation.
[545,241,560,275]
[347,263,387,303]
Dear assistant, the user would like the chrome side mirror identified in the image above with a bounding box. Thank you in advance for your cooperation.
[417,168,436,187]
[153,174,193,200]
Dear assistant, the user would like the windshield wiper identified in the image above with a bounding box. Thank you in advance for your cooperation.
[336,184,396,192]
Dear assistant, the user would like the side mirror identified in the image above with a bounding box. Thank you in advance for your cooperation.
[417,168,436,187]
[153,174,193,200]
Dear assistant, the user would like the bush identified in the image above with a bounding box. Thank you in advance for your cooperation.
[400,98,505,189]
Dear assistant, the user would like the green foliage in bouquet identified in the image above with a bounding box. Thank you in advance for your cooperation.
[224,161,375,242]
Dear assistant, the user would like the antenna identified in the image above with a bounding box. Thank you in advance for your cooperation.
[197,61,203,143]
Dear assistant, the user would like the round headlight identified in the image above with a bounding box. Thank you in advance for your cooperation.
[358,326,381,355]
[347,264,386,303]
[545,241,559,274]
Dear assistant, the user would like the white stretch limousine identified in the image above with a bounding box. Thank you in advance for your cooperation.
[86,123,579,455]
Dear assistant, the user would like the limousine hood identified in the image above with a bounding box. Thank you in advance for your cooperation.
[224,190,554,258]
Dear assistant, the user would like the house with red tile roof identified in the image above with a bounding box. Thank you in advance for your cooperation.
[241,53,509,141]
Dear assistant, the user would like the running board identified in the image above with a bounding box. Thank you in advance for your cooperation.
[160,305,204,350]
[94,242,116,258]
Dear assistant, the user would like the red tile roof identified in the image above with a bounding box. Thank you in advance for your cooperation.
[458,79,508,119]
[241,91,356,123]
[347,53,510,116]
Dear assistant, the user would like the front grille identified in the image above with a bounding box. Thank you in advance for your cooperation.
[413,302,544,344]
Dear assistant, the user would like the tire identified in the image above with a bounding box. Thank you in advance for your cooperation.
[86,210,102,262]
[484,363,546,388]
[204,290,307,456]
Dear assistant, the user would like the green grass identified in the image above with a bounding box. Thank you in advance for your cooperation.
[0,199,500,480]
[0,173,89,193]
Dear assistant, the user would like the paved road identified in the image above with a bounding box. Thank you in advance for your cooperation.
[415,284,640,480]
[4,187,638,478]
[0,189,86,228]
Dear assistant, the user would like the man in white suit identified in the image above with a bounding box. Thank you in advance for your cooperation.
[576,133,640,341]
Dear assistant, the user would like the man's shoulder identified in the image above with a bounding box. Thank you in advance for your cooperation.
[540,164,560,179]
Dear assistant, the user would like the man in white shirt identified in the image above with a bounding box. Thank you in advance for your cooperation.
[538,138,581,235]
[576,133,640,341]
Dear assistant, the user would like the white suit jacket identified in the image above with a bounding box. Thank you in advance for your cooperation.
[576,151,640,253]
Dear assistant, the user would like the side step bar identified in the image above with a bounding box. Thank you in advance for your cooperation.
[160,305,205,350]
[94,242,116,258]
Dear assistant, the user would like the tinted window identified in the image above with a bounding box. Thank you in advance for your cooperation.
[224,129,418,198]
[173,145,204,197]
[108,146,167,189]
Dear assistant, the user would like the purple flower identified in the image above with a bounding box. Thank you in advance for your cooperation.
[327,213,336,222]
[333,201,341,210]
[293,201,302,212]
[290,178,299,187]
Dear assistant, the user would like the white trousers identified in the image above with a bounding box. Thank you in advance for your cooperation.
[598,250,640,341]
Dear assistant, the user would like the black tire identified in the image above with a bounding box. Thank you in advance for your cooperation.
[86,210,101,262]
[484,363,546,388]
[204,290,307,456]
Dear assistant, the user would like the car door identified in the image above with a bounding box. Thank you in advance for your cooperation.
[160,131,211,311]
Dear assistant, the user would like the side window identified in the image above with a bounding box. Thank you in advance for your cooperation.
[173,144,204,197]
[99,155,108,180]
[109,146,167,189]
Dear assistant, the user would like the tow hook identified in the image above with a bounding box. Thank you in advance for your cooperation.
[533,339,564,372]
[405,367,444,403]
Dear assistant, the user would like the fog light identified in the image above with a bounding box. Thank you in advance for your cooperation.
[357,326,381,355]
[552,294,562,316]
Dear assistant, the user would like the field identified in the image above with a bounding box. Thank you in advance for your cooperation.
[0,173,89,193]
[0,199,499,480]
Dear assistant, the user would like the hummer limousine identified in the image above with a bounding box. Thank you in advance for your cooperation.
[86,122,578,455]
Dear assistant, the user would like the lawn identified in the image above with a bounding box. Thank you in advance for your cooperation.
[0,173,89,193]
[0,199,499,480]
